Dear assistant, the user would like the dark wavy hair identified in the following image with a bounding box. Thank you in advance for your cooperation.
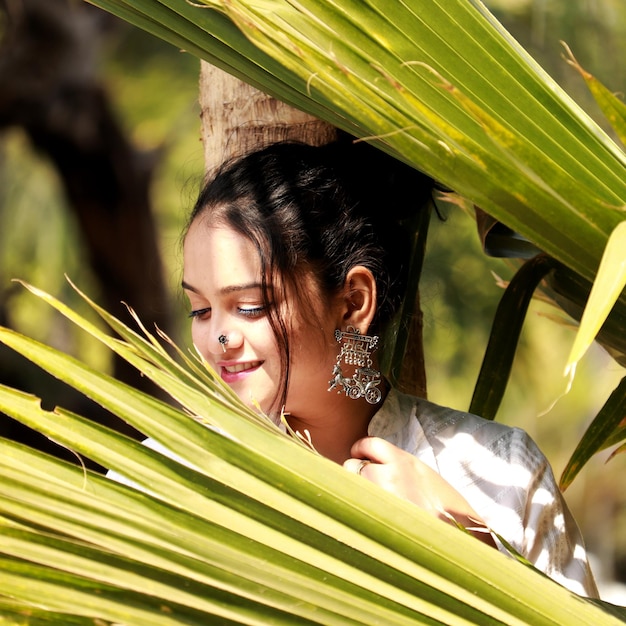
[185,138,433,411]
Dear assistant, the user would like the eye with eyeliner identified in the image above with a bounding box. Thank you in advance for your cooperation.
[188,307,211,319]
[237,305,265,318]
[188,304,265,320]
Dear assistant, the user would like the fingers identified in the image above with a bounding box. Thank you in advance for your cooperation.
[349,436,401,465]
[344,437,406,477]
[343,457,372,476]
[344,438,495,546]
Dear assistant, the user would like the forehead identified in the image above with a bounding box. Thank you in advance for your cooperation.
[182,217,337,323]
[183,221,261,288]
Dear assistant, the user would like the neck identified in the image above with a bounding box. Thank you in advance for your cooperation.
[284,388,387,464]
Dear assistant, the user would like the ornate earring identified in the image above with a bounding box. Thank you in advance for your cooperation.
[327,325,382,404]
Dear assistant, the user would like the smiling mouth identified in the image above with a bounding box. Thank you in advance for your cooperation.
[223,361,262,374]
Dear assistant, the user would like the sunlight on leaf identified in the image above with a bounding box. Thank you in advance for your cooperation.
[565,221,626,376]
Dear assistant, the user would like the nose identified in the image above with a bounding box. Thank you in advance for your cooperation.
[213,328,243,355]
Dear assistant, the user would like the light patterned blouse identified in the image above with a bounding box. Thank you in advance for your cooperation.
[369,388,598,598]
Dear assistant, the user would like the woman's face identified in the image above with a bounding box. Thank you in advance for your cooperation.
[183,218,342,418]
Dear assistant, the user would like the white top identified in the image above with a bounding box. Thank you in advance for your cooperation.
[371,388,598,598]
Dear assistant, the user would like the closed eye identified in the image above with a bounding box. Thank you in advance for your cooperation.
[188,307,211,319]
[237,306,265,318]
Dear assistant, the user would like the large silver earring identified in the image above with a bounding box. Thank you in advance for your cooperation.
[327,325,382,404]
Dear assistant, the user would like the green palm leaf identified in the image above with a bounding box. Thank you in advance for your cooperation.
[562,42,626,148]
[0,283,624,624]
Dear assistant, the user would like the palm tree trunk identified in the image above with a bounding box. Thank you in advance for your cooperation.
[199,62,338,171]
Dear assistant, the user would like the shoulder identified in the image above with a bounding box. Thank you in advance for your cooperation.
[376,390,551,494]
[412,394,546,469]
[371,387,545,465]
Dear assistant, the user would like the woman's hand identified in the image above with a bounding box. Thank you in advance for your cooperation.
[344,436,495,547]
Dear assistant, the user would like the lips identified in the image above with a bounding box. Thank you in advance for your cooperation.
[220,360,263,383]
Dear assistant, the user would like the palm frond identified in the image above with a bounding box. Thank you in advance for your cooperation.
[0,282,622,624]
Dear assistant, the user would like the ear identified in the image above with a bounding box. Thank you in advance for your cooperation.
[340,265,377,334]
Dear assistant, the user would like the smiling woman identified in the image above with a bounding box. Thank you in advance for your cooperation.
[169,138,600,597]
[183,223,284,412]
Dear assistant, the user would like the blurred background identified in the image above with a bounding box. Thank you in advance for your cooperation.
[0,0,624,601]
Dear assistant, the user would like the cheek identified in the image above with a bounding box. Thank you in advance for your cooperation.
[247,315,276,350]
[190,323,209,358]
[291,323,335,365]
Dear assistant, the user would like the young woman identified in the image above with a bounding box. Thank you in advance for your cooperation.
[181,139,598,597]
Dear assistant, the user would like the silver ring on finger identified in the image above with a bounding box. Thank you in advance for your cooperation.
[356,459,371,476]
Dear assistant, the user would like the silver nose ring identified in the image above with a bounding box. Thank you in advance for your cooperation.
[218,334,229,352]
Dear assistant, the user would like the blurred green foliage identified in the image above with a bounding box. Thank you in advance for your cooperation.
[0,129,106,367]
[99,21,205,312]
[0,18,204,366]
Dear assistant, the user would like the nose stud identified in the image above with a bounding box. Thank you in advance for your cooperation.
[218,334,229,352]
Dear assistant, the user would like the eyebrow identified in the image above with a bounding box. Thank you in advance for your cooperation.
[181,280,263,295]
